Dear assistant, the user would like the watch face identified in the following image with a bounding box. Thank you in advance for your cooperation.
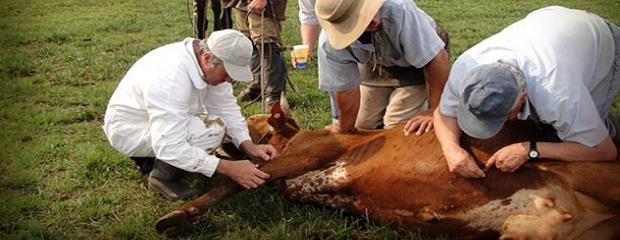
[529,150,539,158]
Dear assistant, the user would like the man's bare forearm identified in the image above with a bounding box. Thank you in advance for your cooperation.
[300,24,320,53]
[335,88,360,133]
[538,138,617,162]
[423,49,450,110]
[433,108,462,152]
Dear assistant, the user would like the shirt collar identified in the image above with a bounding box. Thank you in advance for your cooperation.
[184,38,208,90]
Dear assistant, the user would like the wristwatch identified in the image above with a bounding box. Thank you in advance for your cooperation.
[528,140,539,160]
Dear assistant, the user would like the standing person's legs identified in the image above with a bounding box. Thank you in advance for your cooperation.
[233,9,262,101]
[356,85,391,129]
[193,0,208,39]
[383,85,428,129]
[237,12,288,110]
[233,8,250,37]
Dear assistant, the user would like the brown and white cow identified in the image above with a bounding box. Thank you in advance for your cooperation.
[156,103,620,239]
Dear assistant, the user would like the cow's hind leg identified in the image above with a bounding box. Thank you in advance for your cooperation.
[280,161,355,208]
[499,187,616,240]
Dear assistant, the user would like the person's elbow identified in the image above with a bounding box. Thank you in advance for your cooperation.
[432,107,451,124]
[432,107,442,118]
[599,148,617,162]
[593,137,618,161]
[426,50,450,73]
[423,50,450,87]
[601,147,618,162]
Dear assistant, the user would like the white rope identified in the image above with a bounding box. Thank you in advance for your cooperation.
[259,10,266,113]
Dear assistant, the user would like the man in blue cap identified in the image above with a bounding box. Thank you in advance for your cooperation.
[435,6,620,178]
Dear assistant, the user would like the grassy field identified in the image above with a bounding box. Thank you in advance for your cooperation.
[1,0,619,239]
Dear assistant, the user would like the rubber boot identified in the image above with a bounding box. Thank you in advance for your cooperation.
[147,160,202,201]
[239,88,261,102]
[130,156,155,175]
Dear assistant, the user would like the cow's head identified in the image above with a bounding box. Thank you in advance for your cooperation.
[246,102,301,152]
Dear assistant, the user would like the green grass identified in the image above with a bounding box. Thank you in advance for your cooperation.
[1,0,619,239]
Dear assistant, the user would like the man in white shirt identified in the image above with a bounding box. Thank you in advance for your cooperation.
[103,30,277,201]
[435,6,620,178]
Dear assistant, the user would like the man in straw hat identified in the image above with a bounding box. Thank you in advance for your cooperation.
[435,6,620,178]
[103,30,276,201]
[315,0,450,134]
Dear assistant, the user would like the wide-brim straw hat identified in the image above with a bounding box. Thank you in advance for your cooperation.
[315,0,386,50]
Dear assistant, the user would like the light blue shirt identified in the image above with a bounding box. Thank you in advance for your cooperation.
[317,0,444,92]
[440,6,617,147]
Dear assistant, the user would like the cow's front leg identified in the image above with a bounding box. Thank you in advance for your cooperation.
[155,178,243,232]
[280,161,355,208]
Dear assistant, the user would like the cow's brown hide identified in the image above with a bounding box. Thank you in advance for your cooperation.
[156,104,620,239]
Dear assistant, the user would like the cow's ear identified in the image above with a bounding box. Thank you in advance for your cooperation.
[268,102,285,128]
[268,100,300,136]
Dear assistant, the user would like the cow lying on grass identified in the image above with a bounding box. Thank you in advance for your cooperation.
[156,103,620,239]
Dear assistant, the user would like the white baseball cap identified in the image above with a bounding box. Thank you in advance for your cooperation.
[206,29,253,82]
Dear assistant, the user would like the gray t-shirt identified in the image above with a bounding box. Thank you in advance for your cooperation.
[317,0,444,92]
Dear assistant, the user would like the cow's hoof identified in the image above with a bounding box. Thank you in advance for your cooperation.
[155,210,188,233]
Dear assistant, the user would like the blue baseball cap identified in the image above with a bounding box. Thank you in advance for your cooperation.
[457,61,525,139]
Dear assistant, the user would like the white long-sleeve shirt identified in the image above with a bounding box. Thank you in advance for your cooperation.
[103,38,251,177]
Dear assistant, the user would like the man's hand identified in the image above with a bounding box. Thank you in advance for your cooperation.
[217,160,270,189]
[485,142,529,173]
[403,110,434,136]
[444,145,486,178]
[248,0,267,14]
[240,141,277,162]
[324,122,356,134]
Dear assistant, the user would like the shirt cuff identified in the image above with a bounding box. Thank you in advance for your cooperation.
[230,132,252,148]
[193,155,220,177]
